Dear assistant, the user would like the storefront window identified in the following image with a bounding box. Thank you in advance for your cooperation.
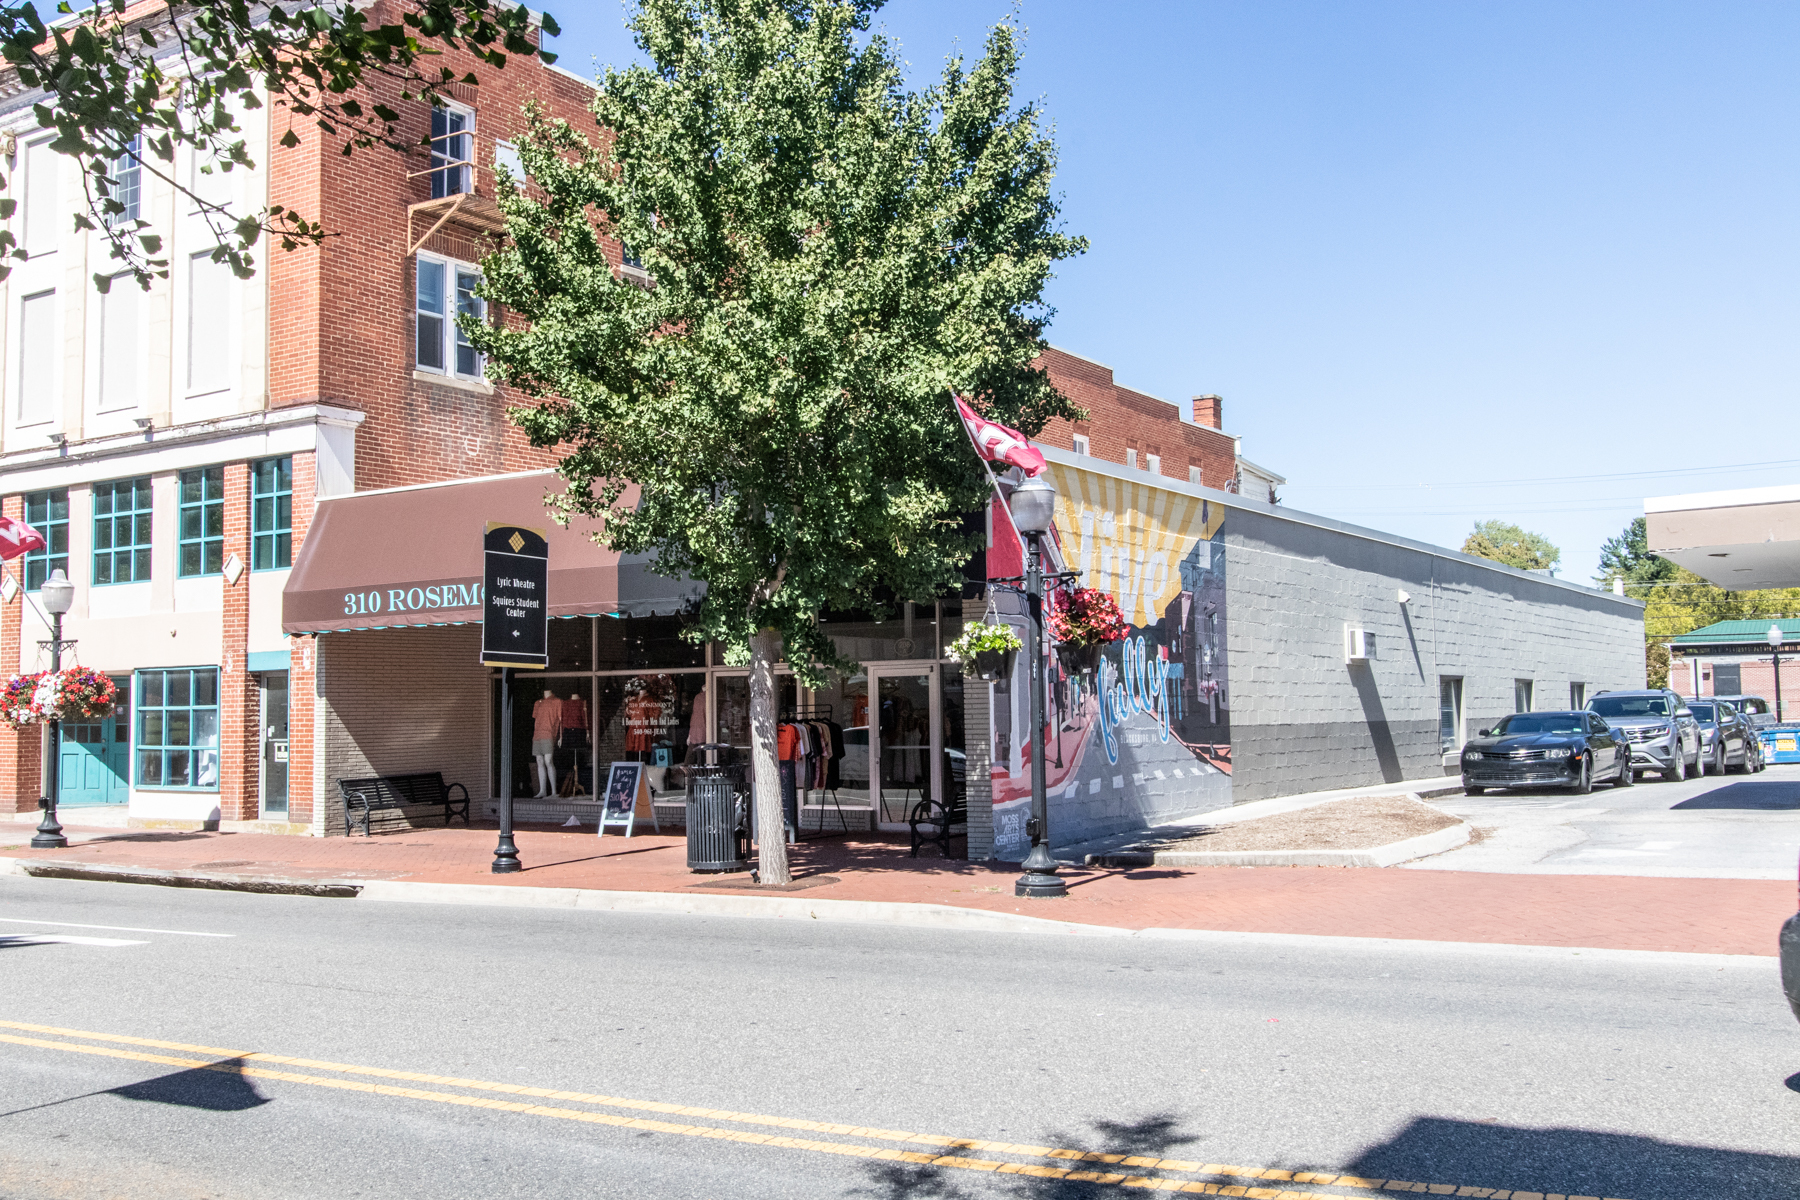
[715,674,797,762]
[818,602,939,662]
[137,668,219,789]
[596,614,704,671]
[494,676,593,800]
[548,617,593,672]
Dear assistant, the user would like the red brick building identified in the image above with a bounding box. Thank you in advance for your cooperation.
[0,11,1287,837]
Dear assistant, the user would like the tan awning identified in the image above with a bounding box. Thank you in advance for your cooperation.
[282,471,701,635]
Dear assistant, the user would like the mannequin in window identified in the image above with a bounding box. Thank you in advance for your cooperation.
[531,688,561,798]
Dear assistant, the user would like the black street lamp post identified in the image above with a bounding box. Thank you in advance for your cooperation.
[1007,475,1068,900]
[32,568,75,850]
[1770,625,1786,725]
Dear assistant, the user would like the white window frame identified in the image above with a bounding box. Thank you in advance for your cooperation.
[1071,433,1090,456]
[1514,679,1534,713]
[429,101,475,199]
[493,139,524,184]
[414,252,487,381]
[1188,464,1203,486]
[1125,448,1138,470]
[1146,452,1161,476]
[1439,677,1463,753]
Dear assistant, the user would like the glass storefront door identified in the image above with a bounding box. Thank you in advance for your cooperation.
[871,666,938,829]
[260,672,289,817]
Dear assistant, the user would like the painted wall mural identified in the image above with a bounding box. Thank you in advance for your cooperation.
[989,464,1232,860]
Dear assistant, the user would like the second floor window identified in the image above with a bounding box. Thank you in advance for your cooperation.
[430,105,473,198]
[415,256,485,379]
[23,488,68,591]
[94,476,153,585]
[107,136,141,226]
[252,456,293,570]
[178,466,224,577]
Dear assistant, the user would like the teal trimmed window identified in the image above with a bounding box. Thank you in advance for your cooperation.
[93,476,152,585]
[136,668,219,790]
[251,456,293,570]
[22,488,68,591]
[178,466,224,577]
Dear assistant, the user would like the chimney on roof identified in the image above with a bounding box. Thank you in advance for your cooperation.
[1193,394,1223,429]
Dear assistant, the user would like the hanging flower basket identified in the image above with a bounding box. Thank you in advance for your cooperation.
[1049,588,1129,678]
[948,621,1023,682]
[26,668,118,725]
[1,672,44,730]
[1057,642,1100,675]
[969,647,1017,682]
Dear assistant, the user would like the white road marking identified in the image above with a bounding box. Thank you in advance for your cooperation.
[0,934,147,948]
[0,918,232,938]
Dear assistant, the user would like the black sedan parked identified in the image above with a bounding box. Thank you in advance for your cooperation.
[1461,710,1631,795]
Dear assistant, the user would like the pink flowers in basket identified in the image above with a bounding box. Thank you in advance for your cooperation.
[1,667,117,729]
[1049,587,1129,647]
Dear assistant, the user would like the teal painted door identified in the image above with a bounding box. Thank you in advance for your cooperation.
[58,677,129,806]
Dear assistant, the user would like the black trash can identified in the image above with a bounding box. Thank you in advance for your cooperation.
[686,758,750,873]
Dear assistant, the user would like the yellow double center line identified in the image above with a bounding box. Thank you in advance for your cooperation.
[0,1020,1625,1200]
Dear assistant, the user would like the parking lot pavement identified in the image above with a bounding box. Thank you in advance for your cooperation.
[1413,762,1800,878]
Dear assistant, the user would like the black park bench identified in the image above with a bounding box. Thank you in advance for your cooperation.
[337,772,472,837]
[908,794,967,859]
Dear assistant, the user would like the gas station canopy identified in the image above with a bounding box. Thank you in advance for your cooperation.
[1645,483,1800,591]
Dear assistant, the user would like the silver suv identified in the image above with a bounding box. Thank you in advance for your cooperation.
[1587,689,1703,781]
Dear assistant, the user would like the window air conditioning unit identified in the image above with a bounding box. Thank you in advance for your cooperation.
[1345,624,1373,662]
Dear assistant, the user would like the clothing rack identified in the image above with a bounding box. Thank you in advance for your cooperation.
[779,704,834,720]
[780,706,857,837]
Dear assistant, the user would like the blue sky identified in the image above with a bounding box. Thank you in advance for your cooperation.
[546,1,1800,584]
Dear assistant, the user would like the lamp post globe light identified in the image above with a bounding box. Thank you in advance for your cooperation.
[1006,474,1067,899]
[1770,624,1785,725]
[32,568,76,850]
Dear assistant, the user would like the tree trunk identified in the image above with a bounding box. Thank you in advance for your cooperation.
[748,626,791,885]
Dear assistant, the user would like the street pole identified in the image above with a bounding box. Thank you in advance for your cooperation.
[30,605,66,850]
[493,666,520,873]
[1769,626,1785,726]
[1015,528,1066,899]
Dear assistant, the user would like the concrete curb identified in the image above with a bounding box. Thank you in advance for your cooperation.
[0,857,1128,937]
[358,880,1132,936]
[1,857,363,898]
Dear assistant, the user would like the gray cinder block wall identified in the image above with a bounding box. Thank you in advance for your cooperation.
[1226,507,1645,803]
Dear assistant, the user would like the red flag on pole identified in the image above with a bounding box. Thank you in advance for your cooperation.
[954,395,1047,478]
[0,515,44,562]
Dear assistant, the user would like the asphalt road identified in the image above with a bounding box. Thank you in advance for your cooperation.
[1419,762,1800,879]
[1,875,1796,1200]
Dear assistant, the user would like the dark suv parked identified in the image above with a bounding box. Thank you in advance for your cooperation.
[1587,689,1702,781]
[1686,699,1760,775]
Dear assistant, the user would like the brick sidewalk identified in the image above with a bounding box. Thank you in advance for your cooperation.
[2,822,1790,956]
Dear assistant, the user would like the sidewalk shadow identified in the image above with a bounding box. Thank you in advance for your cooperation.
[107,1059,270,1112]
[1672,781,1800,810]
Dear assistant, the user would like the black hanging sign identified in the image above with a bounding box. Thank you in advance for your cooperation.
[481,523,549,669]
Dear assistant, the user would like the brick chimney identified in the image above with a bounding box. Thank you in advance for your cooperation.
[1193,394,1223,429]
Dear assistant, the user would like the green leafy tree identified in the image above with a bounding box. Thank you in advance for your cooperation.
[1462,520,1561,572]
[474,0,1085,884]
[1595,517,1676,589]
[1,0,558,290]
